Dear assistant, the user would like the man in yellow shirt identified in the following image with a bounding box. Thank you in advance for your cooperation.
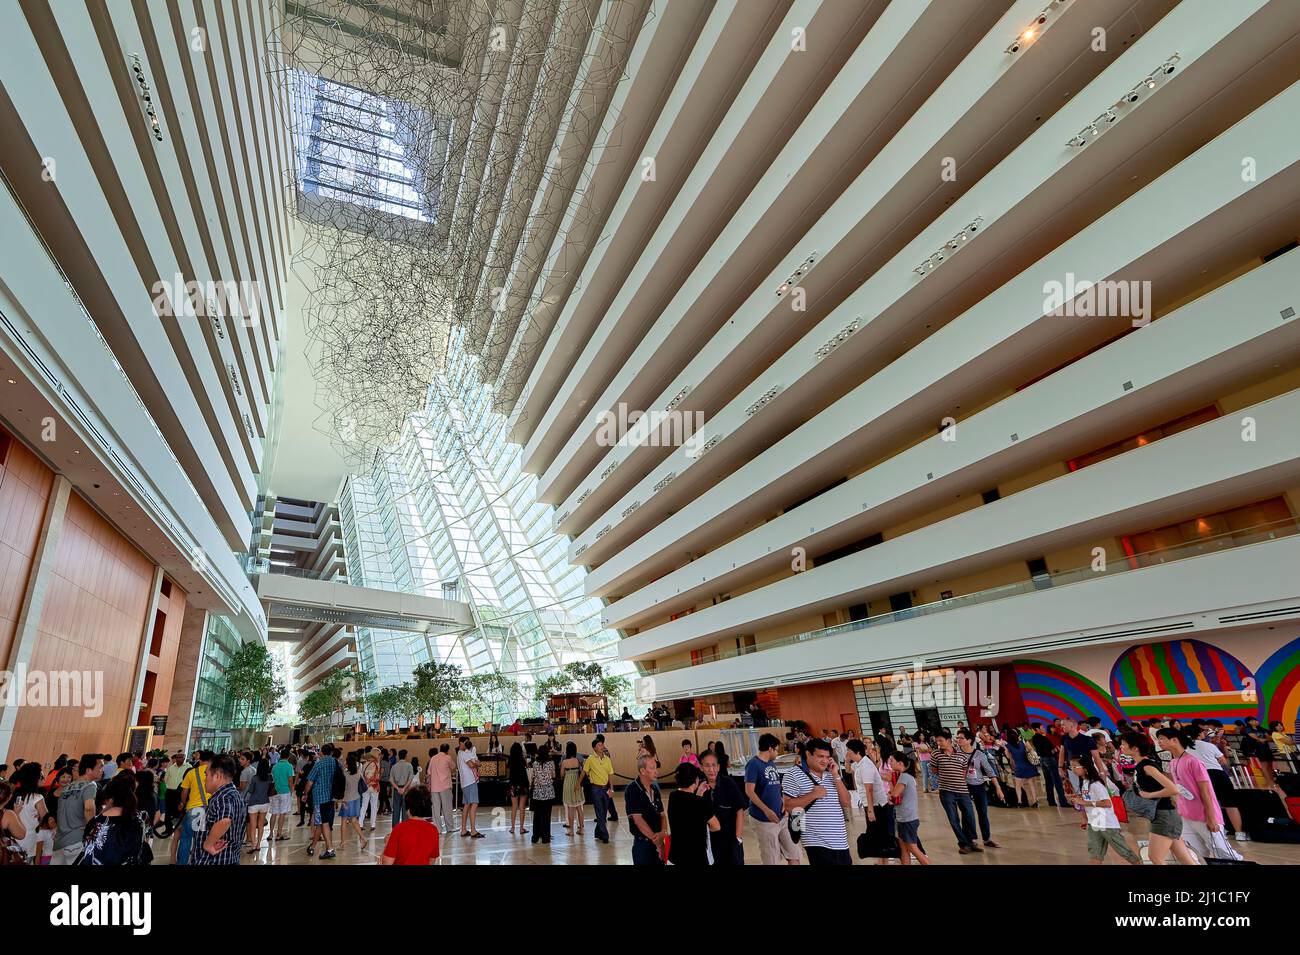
[174,752,211,865]
[581,738,615,843]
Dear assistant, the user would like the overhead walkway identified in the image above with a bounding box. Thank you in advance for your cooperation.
[254,571,475,633]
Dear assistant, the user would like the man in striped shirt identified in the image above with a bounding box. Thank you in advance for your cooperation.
[930,730,981,854]
[781,737,852,865]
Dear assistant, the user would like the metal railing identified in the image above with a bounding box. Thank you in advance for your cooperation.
[642,517,1299,676]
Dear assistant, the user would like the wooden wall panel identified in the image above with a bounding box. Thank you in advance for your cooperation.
[774,679,861,736]
[144,581,188,730]
[9,492,155,764]
[0,437,54,668]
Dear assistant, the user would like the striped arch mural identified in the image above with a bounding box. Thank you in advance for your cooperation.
[1012,659,1125,731]
[1256,634,1300,733]
[1110,639,1256,722]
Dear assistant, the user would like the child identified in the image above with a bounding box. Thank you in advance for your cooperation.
[1068,757,1140,865]
[34,812,56,865]
[914,738,936,793]
[888,752,929,865]
[381,786,440,865]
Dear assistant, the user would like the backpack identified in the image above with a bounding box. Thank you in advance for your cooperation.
[330,759,345,801]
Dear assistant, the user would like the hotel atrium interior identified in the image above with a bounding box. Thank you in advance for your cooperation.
[1,0,1299,882]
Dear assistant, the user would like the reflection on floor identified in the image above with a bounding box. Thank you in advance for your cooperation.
[157,790,1300,866]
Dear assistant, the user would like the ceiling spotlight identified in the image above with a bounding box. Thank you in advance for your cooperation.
[1069,54,1180,149]
[1006,0,1074,53]
[914,217,983,277]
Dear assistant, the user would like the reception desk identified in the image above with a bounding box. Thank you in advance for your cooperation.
[335,727,777,786]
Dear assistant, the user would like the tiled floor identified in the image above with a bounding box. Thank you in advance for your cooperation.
[158,791,1300,865]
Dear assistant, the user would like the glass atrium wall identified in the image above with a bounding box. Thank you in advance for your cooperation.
[339,333,628,716]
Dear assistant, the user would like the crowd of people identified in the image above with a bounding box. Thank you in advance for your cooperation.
[0,713,1293,866]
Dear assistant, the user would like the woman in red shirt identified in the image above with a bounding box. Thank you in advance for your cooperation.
[381,786,439,865]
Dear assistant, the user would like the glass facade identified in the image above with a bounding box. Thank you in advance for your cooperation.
[339,332,629,718]
[190,614,267,751]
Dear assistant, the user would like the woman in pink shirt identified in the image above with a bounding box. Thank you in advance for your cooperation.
[1158,728,1242,863]
[678,739,700,768]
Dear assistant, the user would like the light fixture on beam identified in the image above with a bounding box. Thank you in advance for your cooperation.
[774,251,819,297]
[1068,54,1180,149]
[914,217,983,276]
[1006,0,1073,54]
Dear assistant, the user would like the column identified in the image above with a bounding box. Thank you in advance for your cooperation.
[163,605,209,755]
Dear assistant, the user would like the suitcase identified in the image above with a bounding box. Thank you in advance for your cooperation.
[1236,788,1287,830]
[1287,795,1300,825]
[1249,818,1300,843]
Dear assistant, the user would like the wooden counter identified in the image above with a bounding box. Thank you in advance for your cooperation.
[334,727,775,785]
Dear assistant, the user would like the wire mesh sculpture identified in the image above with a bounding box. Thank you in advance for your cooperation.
[269,0,644,469]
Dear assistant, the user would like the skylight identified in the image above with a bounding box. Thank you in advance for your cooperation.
[292,70,447,225]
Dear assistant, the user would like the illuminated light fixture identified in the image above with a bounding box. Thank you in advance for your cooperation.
[745,385,781,417]
[1068,54,1180,149]
[815,319,860,360]
[652,471,677,493]
[774,251,819,297]
[914,217,983,276]
[1006,0,1072,54]
[130,54,164,142]
[665,386,691,411]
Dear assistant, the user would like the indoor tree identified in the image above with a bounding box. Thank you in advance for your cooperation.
[413,660,463,729]
[224,642,285,730]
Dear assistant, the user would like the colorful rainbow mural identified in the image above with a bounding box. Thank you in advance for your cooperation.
[1013,659,1125,731]
[1255,634,1300,733]
[1110,639,1256,721]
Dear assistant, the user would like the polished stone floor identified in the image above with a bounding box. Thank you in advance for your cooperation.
[158,790,1300,865]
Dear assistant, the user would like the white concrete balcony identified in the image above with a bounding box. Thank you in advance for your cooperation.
[640,526,1300,698]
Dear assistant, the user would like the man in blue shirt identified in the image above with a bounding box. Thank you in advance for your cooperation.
[304,743,339,859]
[744,733,799,865]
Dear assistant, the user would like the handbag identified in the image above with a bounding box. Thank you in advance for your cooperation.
[1202,828,1253,864]
[0,832,27,866]
[787,764,821,845]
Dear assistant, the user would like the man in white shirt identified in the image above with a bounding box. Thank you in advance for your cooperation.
[847,739,895,864]
[831,732,848,767]
[456,737,482,838]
